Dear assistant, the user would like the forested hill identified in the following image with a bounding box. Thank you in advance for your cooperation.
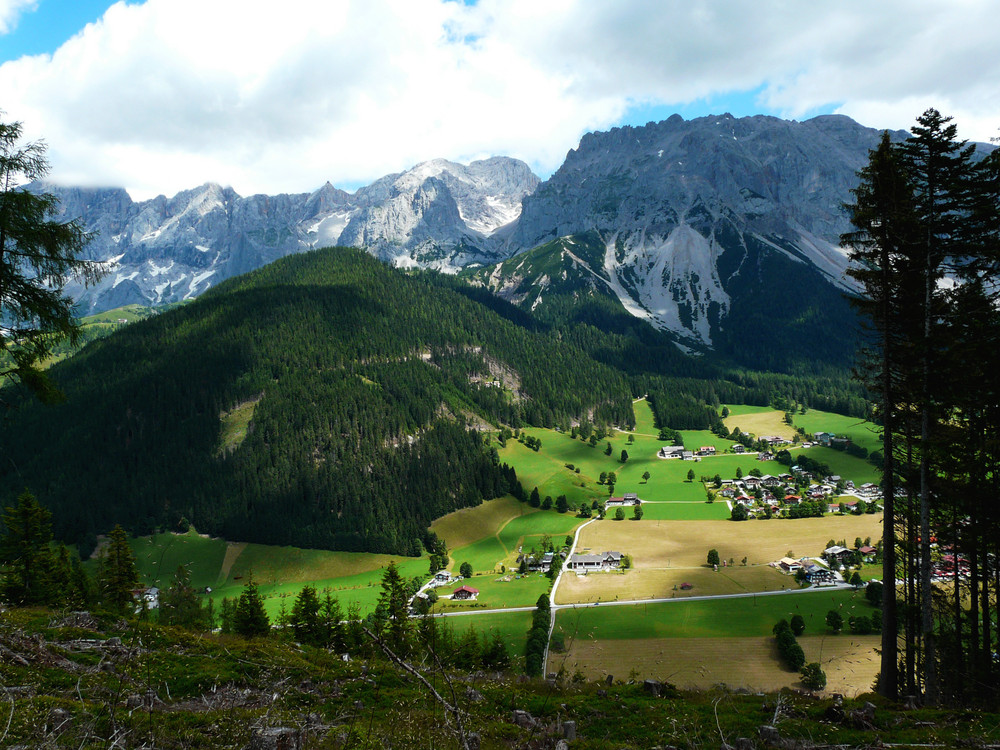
[0,247,635,554]
[0,247,866,555]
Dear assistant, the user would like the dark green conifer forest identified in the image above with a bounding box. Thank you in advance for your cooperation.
[1,246,866,555]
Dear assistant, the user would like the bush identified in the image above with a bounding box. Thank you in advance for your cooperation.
[801,662,827,690]
[826,609,843,633]
[849,615,873,635]
[865,580,883,607]
[790,614,805,636]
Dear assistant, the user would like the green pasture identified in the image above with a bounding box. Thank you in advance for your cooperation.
[130,530,432,619]
[497,511,581,551]
[435,610,533,657]
[801,446,880,485]
[677,430,733,452]
[794,409,880,454]
[634,501,729,521]
[433,572,551,612]
[452,536,510,574]
[131,530,228,590]
[632,398,659,435]
[553,588,876,641]
[212,557,430,619]
[722,404,774,417]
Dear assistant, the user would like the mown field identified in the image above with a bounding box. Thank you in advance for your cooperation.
[722,405,796,441]
[551,588,881,693]
[554,514,881,604]
[553,634,880,694]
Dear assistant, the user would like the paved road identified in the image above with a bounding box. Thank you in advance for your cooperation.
[430,580,856,619]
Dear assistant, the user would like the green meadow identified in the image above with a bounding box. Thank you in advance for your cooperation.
[635,502,729,521]
[553,588,876,641]
[434,610,534,657]
[794,409,880,454]
[433,572,552,612]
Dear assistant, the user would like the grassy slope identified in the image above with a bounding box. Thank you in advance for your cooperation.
[794,408,881,454]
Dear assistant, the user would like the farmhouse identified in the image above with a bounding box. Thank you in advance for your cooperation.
[517,552,554,572]
[451,585,480,600]
[658,445,684,459]
[607,493,641,507]
[133,587,160,611]
[567,551,623,572]
[732,444,746,453]
[778,557,802,573]
[813,432,835,446]
[431,570,453,586]
[698,446,716,455]
[806,567,837,585]
[824,545,851,563]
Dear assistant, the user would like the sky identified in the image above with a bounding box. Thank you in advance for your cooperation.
[0,0,998,201]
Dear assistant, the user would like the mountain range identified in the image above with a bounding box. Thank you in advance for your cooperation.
[47,113,926,357]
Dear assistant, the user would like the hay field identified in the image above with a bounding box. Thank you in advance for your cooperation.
[573,515,882,568]
[552,634,879,695]
[554,565,787,604]
[723,408,796,441]
[555,515,881,604]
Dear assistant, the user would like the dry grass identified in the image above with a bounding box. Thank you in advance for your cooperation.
[554,516,882,604]
[553,634,879,695]
[723,409,796,441]
[575,516,882,568]
[555,566,787,604]
[430,495,531,550]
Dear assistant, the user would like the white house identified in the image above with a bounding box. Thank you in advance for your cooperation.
[567,551,623,572]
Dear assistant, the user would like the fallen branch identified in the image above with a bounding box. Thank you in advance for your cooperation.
[362,626,472,750]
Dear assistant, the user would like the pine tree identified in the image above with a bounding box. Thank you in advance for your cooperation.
[160,565,206,629]
[98,524,139,613]
[376,562,410,653]
[0,490,56,605]
[233,574,270,637]
[290,585,323,646]
[0,115,101,404]
[842,130,919,699]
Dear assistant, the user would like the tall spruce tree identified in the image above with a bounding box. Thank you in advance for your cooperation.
[843,130,921,700]
[375,562,410,653]
[845,109,1000,705]
[0,490,56,605]
[160,564,207,630]
[0,114,101,404]
[233,574,270,637]
[98,524,140,613]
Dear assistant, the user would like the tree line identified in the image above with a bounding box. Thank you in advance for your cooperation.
[844,108,1000,706]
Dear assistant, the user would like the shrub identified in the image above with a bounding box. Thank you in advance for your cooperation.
[790,614,805,636]
[801,662,827,690]
[826,610,843,633]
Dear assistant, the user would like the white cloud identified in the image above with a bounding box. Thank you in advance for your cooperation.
[0,0,36,34]
[0,0,997,200]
